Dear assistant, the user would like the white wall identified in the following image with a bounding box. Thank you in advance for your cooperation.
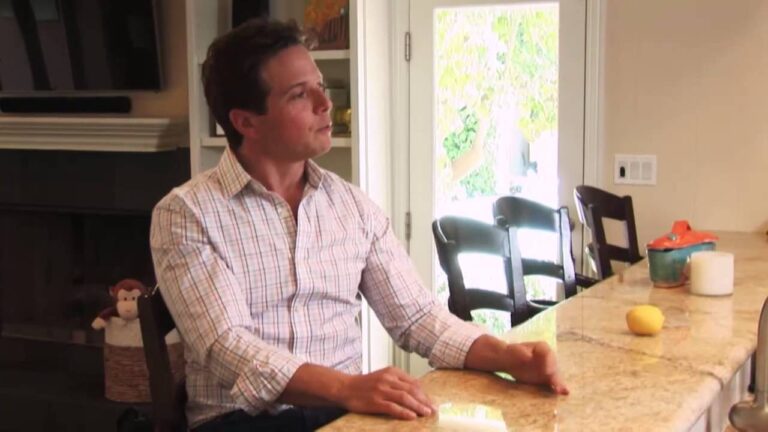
[601,0,768,246]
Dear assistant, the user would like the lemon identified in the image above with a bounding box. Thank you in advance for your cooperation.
[626,305,665,336]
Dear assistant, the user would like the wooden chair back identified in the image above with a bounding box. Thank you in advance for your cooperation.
[574,185,643,279]
[493,196,580,299]
[432,216,534,326]
[138,287,186,432]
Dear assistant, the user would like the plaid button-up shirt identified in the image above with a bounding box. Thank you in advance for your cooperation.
[150,148,485,427]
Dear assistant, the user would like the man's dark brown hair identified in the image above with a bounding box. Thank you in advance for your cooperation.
[202,19,308,150]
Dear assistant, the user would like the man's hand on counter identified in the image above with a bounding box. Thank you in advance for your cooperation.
[335,366,437,420]
[280,364,436,421]
[464,334,570,395]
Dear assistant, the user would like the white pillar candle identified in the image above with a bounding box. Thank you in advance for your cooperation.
[690,251,735,296]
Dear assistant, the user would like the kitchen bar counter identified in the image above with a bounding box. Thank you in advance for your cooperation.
[322,231,768,431]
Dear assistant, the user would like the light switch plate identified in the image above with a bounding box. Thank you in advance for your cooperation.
[614,154,657,185]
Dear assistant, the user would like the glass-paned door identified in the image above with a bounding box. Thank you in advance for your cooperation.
[406,0,586,376]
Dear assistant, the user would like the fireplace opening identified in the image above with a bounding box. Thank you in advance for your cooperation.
[0,148,190,350]
[0,209,156,346]
[0,146,190,430]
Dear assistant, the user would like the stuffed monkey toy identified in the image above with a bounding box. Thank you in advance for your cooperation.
[91,279,148,330]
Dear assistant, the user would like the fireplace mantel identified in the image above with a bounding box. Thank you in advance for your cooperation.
[0,116,188,152]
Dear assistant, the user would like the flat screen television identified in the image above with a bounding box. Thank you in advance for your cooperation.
[0,0,162,93]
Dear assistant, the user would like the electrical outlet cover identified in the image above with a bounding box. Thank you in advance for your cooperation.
[614,154,657,185]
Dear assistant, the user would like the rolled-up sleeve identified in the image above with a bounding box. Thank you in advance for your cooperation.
[356,195,486,369]
[150,193,304,413]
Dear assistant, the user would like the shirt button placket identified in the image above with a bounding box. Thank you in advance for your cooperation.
[293,203,312,356]
[272,198,298,354]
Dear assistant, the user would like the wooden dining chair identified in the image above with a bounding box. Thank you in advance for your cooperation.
[432,216,545,327]
[138,287,187,432]
[574,185,643,279]
[493,196,596,303]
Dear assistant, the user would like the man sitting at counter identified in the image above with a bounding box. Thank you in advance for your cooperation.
[150,18,569,432]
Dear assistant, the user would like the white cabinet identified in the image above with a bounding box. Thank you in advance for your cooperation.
[185,0,358,183]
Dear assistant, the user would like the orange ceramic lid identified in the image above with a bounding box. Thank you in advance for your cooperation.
[647,220,718,250]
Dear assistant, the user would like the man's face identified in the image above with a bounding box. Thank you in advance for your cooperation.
[253,45,333,161]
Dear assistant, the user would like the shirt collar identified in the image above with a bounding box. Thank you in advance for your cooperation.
[304,159,324,191]
[216,146,326,199]
[217,146,253,199]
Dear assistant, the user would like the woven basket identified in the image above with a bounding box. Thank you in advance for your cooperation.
[103,342,184,402]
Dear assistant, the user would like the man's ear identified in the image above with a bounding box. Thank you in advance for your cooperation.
[229,108,263,141]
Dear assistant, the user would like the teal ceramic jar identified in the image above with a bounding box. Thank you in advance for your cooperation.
[646,221,719,288]
[647,242,716,287]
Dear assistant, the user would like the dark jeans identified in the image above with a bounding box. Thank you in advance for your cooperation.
[193,407,347,432]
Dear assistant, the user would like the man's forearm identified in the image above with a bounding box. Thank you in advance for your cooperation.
[464,335,570,395]
[463,334,511,372]
[277,363,350,407]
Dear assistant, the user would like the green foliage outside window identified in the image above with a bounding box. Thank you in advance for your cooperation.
[437,7,558,199]
[443,108,496,198]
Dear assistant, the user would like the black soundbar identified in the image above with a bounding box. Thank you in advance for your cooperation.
[0,96,132,114]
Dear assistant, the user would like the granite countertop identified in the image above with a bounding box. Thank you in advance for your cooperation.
[321,231,768,431]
